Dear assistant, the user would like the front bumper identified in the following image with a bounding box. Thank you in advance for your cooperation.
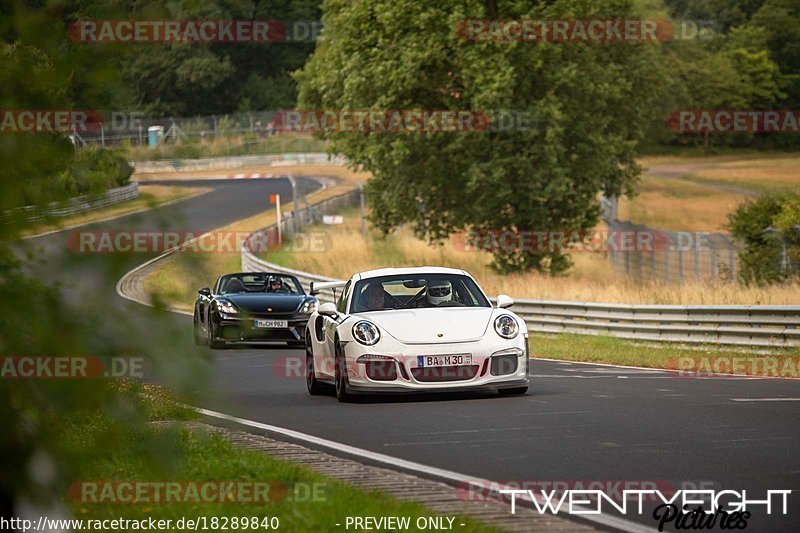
[217,315,309,343]
[342,335,530,393]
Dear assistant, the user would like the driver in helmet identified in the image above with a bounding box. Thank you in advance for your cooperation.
[268,276,286,293]
[425,280,453,307]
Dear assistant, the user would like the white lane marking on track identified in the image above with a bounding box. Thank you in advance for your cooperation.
[730,398,800,402]
[535,374,671,379]
[535,357,800,380]
[195,407,651,533]
[561,368,664,374]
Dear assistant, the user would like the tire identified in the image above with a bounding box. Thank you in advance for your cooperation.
[193,313,207,346]
[207,314,226,349]
[306,333,326,396]
[498,386,528,396]
[334,341,353,403]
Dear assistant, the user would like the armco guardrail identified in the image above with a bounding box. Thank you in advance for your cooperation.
[2,182,139,224]
[132,153,345,174]
[243,227,800,347]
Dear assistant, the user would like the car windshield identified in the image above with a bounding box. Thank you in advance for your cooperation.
[219,274,304,295]
[351,274,490,312]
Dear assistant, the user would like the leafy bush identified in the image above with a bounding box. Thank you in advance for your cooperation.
[728,193,800,284]
[58,148,133,197]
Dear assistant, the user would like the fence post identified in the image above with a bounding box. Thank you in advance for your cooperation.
[651,248,657,282]
[637,249,643,280]
[664,245,670,285]
[678,248,684,285]
[729,246,736,282]
[359,182,366,237]
[693,244,699,282]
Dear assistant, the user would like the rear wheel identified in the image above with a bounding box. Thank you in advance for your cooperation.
[499,386,528,396]
[334,341,353,403]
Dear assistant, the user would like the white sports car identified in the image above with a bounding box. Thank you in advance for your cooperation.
[304,267,529,402]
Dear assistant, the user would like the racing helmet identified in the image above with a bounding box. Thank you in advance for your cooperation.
[426,280,452,305]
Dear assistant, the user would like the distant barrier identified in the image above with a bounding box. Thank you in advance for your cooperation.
[132,153,345,174]
[2,182,139,225]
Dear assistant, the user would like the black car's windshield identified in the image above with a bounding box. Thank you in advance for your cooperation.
[219,274,304,295]
[351,274,490,312]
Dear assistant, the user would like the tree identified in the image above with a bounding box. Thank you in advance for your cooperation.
[728,194,799,284]
[297,0,664,273]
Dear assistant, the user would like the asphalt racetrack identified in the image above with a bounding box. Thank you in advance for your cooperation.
[23,177,800,532]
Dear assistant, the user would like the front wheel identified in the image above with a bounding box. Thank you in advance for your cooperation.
[334,342,353,403]
[207,314,226,349]
[193,313,207,346]
[306,332,326,395]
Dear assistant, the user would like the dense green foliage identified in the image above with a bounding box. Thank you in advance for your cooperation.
[297,0,665,273]
[728,193,800,284]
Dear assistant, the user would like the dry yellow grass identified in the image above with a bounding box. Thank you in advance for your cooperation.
[618,176,746,231]
[273,213,800,305]
[143,154,800,309]
[620,154,800,231]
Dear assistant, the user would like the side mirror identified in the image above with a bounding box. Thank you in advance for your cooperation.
[318,302,338,317]
[496,294,514,309]
[198,287,212,297]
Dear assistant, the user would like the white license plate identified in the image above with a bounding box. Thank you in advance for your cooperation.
[416,354,472,367]
[254,319,288,328]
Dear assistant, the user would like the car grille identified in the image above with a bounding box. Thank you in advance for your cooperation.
[364,361,398,381]
[411,365,479,382]
[490,354,518,376]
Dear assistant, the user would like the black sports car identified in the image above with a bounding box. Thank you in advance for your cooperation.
[194,272,318,348]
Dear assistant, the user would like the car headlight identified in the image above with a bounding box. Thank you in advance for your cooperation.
[217,299,238,315]
[302,299,318,314]
[494,314,518,339]
[352,320,381,345]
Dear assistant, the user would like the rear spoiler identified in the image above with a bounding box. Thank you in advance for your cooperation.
[309,280,347,296]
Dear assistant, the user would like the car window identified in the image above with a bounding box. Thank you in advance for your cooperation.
[219,274,304,295]
[352,274,490,311]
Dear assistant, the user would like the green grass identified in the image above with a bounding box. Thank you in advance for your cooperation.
[58,384,500,532]
[530,332,800,376]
